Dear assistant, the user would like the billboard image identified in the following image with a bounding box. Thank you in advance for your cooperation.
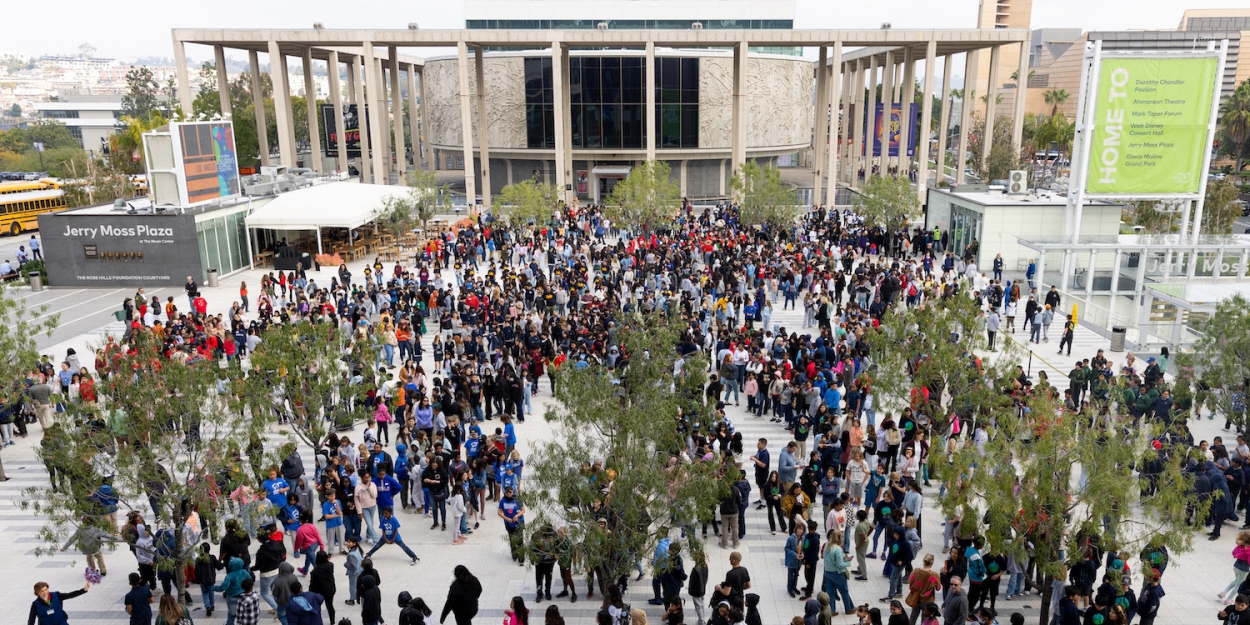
[862,103,918,157]
[321,103,371,158]
[1085,56,1219,195]
[178,122,240,205]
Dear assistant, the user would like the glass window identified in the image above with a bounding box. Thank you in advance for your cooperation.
[570,58,582,104]
[524,58,543,103]
[582,58,601,104]
[681,105,698,148]
[584,105,602,148]
[602,104,621,148]
[659,104,681,148]
[622,104,643,149]
[602,57,621,104]
[681,58,698,102]
[541,58,553,104]
[543,104,555,148]
[622,58,642,103]
[527,103,545,148]
[571,104,583,147]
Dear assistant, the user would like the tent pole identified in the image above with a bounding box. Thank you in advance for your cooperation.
[317,227,323,256]
[246,226,255,270]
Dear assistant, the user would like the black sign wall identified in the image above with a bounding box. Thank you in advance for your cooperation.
[321,103,372,158]
[36,212,200,287]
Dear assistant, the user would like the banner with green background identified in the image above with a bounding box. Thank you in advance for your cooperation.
[1085,56,1218,195]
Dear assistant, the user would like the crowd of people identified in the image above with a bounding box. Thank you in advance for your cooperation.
[13,194,1240,625]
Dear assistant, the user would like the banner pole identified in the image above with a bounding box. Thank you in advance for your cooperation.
[1189,39,1229,245]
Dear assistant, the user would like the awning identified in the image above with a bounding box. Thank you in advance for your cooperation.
[244,182,411,231]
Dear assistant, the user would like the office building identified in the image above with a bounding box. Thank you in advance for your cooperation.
[32,94,122,154]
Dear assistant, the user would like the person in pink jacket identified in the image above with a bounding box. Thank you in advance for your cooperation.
[1219,531,1250,603]
[374,402,393,446]
[356,473,380,544]
[294,510,324,575]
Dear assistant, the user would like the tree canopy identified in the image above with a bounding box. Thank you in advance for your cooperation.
[729,161,800,230]
[854,174,917,230]
[496,176,559,225]
[604,160,681,232]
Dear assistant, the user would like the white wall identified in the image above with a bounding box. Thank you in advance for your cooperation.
[979,203,1121,272]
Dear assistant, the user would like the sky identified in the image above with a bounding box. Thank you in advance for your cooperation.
[2,0,1247,62]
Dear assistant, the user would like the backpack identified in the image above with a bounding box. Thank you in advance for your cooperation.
[907,282,918,297]
[886,428,902,446]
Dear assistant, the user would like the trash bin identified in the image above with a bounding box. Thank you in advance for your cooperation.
[1110,326,1127,352]
[27,272,43,292]
[206,268,219,288]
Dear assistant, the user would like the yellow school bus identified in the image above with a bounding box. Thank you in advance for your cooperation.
[0,180,67,235]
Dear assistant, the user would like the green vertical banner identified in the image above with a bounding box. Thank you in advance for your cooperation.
[1085,56,1218,195]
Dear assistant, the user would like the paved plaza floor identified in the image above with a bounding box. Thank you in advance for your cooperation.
[0,254,1237,624]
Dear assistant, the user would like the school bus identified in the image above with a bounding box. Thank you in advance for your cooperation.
[0,180,67,235]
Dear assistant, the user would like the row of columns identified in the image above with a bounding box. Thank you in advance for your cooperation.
[817,42,1029,207]
[178,40,436,188]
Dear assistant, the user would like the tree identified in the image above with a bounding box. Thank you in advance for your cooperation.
[0,282,57,480]
[729,161,800,230]
[379,168,445,238]
[938,361,1203,625]
[25,330,263,601]
[1043,89,1070,117]
[981,134,1024,182]
[604,159,680,233]
[1128,201,1179,235]
[1200,179,1242,235]
[496,176,559,225]
[524,315,731,602]
[61,155,135,207]
[854,174,917,230]
[239,321,378,455]
[1218,81,1250,174]
[1182,294,1250,432]
[112,112,168,174]
[5,103,20,117]
[121,66,162,119]
[24,119,81,151]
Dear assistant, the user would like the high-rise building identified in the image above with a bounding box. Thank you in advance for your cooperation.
[968,0,1033,120]
[1179,9,1250,87]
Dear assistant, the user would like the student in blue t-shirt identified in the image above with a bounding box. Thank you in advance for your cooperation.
[497,486,526,564]
[464,428,482,461]
[263,469,290,509]
[281,493,303,539]
[322,490,345,554]
[363,507,419,565]
[374,468,402,513]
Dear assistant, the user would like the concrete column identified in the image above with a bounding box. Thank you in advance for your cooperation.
[1111,248,1122,296]
[419,68,435,172]
[457,41,476,202]
[851,59,866,187]
[917,40,937,204]
[328,52,348,174]
[981,45,1001,175]
[956,51,976,185]
[558,45,574,205]
[391,47,406,181]
[1086,249,1096,295]
[731,41,749,177]
[837,55,851,185]
[900,49,917,177]
[812,46,829,206]
[363,44,387,184]
[552,42,570,205]
[864,56,878,182]
[351,55,372,183]
[172,36,193,116]
[1011,41,1029,158]
[375,58,391,182]
[267,41,295,168]
[645,42,656,162]
[213,46,231,119]
[280,57,298,166]
[935,54,953,187]
[680,160,688,196]
[302,48,322,172]
[827,41,843,198]
[407,65,421,171]
[879,51,894,175]
[249,51,270,166]
[474,46,492,207]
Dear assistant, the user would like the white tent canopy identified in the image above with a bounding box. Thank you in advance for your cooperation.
[245,182,407,231]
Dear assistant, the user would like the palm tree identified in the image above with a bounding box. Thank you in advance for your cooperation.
[1043,89,1070,117]
[1219,81,1250,175]
[1011,69,1036,82]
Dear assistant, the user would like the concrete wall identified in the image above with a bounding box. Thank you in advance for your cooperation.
[36,212,200,288]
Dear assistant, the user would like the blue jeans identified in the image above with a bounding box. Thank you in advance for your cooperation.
[382,344,395,366]
[362,506,379,542]
[200,585,216,611]
[299,545,317,572]
[723,379,739,403]
[259,574,278,609]
[343,514,361,542]
[224,595,239,625]
[888,562,906,597]
[1006,571,1025,596]
[347,571,360,602]
[824,571,855,611]
[787,566,800,595]
[365,536,418,561]
[277,604,288,625]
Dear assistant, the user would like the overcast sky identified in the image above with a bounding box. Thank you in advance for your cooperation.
[3,0,1246,61]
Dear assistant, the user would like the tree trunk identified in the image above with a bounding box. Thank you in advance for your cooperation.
[1036,572,1053,625]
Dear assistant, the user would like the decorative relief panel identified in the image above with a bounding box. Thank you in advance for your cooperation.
[423,58,528,150]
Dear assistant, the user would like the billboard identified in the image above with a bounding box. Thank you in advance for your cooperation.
[178,122,240,205]
[1085,56,1219,195]
[861,103,918,157]
[36,211,199,287]
[321,103,371,158]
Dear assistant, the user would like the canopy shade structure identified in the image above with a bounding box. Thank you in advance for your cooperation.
[245,182,409,231]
